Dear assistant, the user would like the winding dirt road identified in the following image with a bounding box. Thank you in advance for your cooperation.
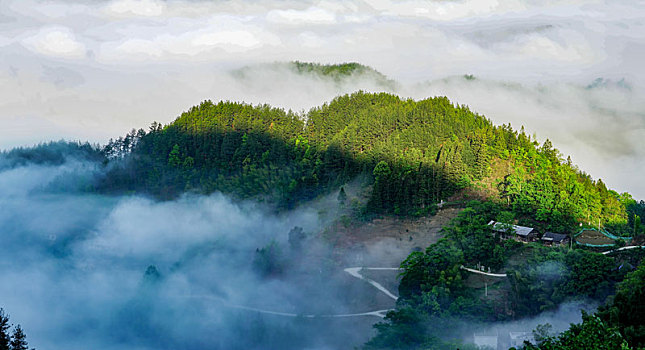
[183,294,393,318]
[181,208,460,318]
[183,266,401,318]
[343,267,402,301]
[601,245,645,255]
[459,265,507,278]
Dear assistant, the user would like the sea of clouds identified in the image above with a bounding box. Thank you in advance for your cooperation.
[1,0,643,198]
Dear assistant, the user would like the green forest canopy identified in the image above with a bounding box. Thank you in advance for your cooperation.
[366,200,645,350]
[5,83,644,350]
[102,91,643,236]
[231,61,397,88]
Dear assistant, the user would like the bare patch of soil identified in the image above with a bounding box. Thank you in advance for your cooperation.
[324,208,462,267]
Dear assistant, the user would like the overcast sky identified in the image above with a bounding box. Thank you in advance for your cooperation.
[0,0,643,198]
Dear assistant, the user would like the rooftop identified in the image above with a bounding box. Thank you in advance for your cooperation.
[488,220,534,236]
[541,232,568,242]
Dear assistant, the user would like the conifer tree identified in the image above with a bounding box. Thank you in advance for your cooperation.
[337,186,347,204]
[9,326,28,350]
[0,309,10,350]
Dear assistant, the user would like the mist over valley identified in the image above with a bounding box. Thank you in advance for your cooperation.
[1,1,645,349]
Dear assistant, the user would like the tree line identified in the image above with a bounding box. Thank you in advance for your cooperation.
[365,201,643,350]
[99,91,640,237]
[0,308,32,350]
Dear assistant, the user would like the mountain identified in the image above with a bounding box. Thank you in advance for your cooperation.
[3,88,645,349]
[97,90,645,349]
[102,91,640,236]
[231,61,398,91]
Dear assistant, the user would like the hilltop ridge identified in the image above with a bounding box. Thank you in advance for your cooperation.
[101,91,642,237]
[231,61,397,90]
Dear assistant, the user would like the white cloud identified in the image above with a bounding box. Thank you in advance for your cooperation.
[103,0,166,17]
[298,31,326,48]
[21,27,86,59]
[267,7,337,25]
[100,27,279,61]
[343,14,372,23]
[0,35,13,47]
[363,0,527,21]
[95,13,282,62]
[0,0,644,198]
[318,0,359,13]
[112,38,164,57]
[2,0,91,21]
[31,1,90,19]
[509,30,595,63]
[191,30,261,49]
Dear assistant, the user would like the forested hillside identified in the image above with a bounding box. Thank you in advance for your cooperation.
[102,91,642,236]
[365,200,645,349]
[232,61,397,89]
[1,308,33,350]
[5,88,644,350]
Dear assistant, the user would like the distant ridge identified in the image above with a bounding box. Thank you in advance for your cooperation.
[231,61,397,90]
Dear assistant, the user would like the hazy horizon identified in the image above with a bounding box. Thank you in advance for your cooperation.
[1,2,644,348]
[1,0,643,196]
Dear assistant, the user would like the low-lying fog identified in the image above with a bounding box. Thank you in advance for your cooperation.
[0,151,593,350]
[0,155,384,349]
[0,0,643,198]
[0,1,639,347]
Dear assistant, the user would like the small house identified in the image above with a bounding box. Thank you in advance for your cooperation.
[541,232,570,246]
[488,221,536,242]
